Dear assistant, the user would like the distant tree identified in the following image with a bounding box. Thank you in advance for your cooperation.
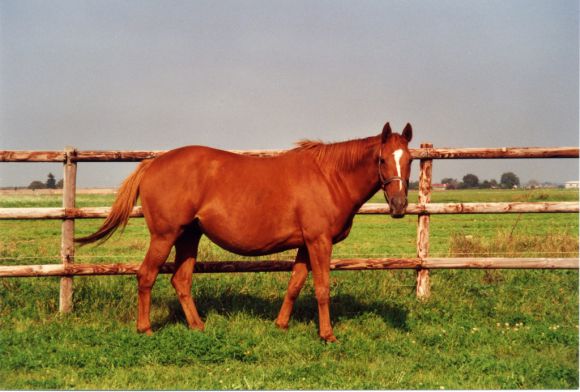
[46,173,56,189]
[28,180,46,190]
[441,177,459,190]
[526,179,540,189]
[462,174,479,189]
[489,179,498,188]
[541,182,557,188]
[409,181,419,190]
[500,172,520,189]
[480,180,492,189]
[56,179,64,189]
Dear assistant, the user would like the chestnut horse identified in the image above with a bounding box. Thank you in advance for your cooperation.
[76,122,413,342]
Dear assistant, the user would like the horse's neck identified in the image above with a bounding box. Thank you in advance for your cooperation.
[330,138,381,209]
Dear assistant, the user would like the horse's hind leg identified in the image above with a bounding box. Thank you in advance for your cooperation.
[275,247,309,330]
[171,226,204,331]
[136,234,176,335]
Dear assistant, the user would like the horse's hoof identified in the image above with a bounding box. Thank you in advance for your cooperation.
[137,328,153,336]
[274,321,289,330]
[321,334,338,343]
[190,323,205,332]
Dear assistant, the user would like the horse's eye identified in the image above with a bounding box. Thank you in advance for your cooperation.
[379,158,386,164]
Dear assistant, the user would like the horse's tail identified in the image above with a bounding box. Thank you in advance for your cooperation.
[75,159,153,246]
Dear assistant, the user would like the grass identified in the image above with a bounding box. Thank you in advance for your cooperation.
[1,187,576,208]
[449,230,579,258]
[0,188,578,389]
[368,187,580,203]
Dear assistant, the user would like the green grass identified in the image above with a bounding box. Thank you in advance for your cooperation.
[1,187,576,208]
[368,187,579,203]
[0,189,578,389]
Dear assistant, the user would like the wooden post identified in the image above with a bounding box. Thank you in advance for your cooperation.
[59,146,77,313]
[416,143,433,299]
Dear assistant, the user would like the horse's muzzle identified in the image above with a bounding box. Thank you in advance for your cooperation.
[388,196,408,219]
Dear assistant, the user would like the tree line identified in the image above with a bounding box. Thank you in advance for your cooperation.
[407,172,520,190]
[28,173,64,190]
[26,171,520,191]
[440,172,520,189]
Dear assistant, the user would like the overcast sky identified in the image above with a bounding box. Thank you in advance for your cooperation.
[1,0,578,187]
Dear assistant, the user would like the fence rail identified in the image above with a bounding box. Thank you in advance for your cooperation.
[0,201,577,220]
[1,257,577,278]
[2,146,579,162]
[1,145,578,310]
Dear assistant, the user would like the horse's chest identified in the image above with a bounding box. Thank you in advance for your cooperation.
[332,217,354,244]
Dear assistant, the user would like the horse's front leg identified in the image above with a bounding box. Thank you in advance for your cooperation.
[306,236,336,342]
[275,247,309,329]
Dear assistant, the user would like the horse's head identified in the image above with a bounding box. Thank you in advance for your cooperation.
[378,122,413,218]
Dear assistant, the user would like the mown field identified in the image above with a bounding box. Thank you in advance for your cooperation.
[0,188,578,389]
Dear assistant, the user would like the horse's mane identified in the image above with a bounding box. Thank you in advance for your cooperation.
[290,136,377,171]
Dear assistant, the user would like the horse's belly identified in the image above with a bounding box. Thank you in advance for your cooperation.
[197,214,304,256]
[202,230,303,256]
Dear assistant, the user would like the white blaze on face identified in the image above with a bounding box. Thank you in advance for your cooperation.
[393,149,404,190]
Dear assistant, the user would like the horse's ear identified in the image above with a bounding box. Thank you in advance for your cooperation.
[381,122,392,143]
[402,123,413,142]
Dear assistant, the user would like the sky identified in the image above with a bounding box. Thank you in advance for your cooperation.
[0,0,578,187]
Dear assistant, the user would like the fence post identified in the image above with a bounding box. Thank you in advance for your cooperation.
[416,143,433,299]
[59,146,77,313]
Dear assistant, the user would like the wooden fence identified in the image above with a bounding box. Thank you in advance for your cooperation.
[0,145,578,312]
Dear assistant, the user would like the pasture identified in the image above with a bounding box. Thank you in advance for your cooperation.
[0,188,578,389]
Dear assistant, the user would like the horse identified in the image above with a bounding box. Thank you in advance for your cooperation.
[75,122,413,342]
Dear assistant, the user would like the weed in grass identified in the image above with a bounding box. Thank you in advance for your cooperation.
[448,230,579,258]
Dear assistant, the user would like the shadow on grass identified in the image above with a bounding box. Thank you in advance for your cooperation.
[153,292,409,332]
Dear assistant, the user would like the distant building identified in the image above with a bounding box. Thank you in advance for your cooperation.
[432,183,447,191]
[564,181,579,189]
